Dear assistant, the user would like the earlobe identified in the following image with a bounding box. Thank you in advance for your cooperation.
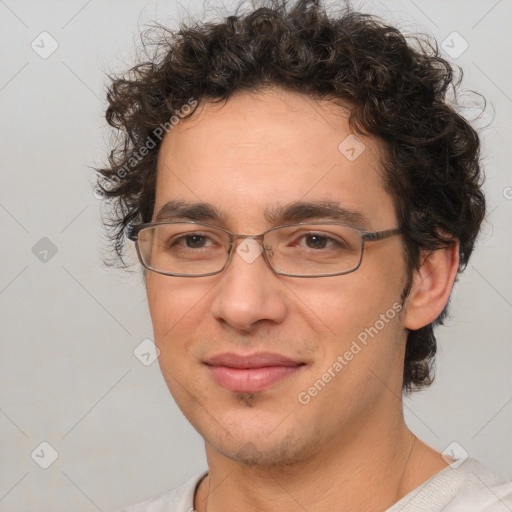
[404,241,460,331]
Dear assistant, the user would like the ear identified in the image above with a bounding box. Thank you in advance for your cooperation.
[403,241,460,330]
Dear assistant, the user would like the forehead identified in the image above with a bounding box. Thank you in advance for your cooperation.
[154,88,396,230]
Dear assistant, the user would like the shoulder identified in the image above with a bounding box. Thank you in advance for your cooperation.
[116,471,208,512]
[388,458,512,512]
[450,458,512,511]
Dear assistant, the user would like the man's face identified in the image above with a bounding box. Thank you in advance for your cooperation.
[146,88,409,466]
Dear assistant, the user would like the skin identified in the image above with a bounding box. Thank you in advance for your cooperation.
[145,88,459,512]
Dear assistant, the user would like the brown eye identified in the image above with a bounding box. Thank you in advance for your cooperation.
[180,235,209,248]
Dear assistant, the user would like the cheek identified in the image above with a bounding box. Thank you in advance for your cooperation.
[146,274,215,338]
[289,268,406,378]
[146,274,223,399]
[285,274,392,335]
[146,275,172,341]
[146,276,205,398]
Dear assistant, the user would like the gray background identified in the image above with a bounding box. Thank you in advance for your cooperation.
[0,0,511,510]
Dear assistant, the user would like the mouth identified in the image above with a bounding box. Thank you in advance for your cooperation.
[204,352,306,393]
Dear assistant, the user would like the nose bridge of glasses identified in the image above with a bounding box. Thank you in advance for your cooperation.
[229,233,274,263]
[230,233,269,249]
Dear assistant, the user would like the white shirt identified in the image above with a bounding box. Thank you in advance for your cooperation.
[117,457,512,511]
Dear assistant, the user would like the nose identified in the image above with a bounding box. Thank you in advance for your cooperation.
[210,237,288,332]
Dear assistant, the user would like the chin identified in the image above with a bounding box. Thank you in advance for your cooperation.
[214,436,320,467]
[202,414,321,468]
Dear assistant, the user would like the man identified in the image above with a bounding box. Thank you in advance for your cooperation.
[96,1,512,510]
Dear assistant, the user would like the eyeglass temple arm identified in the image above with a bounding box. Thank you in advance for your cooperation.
[125,225,137,241]
[363,228,402,242]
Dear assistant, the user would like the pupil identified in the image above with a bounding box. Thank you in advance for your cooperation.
[307,235,327,249]
[186,235,205,248]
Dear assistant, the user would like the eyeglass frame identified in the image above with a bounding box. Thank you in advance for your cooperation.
[126,221,402,278]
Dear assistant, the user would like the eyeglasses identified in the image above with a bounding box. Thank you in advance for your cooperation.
[126,221,401,278]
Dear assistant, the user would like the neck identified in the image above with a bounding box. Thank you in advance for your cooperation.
[194,407,446,512]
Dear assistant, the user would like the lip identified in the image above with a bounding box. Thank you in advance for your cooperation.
[204,352,305,392]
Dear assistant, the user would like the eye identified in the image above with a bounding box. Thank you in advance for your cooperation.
[302,234,332,249]
[293,232,346,250]
[171,233,216,249]
[177,234,211,248]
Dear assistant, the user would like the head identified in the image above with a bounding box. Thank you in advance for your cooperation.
[96,0,485,465]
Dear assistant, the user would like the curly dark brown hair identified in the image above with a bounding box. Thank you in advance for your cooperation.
[95,0,486,394]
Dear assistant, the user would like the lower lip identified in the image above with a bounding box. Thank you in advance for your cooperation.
[206,365,303,392]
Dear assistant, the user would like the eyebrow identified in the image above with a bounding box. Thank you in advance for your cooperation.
[154,200,227,223]
[153,199,371,229]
